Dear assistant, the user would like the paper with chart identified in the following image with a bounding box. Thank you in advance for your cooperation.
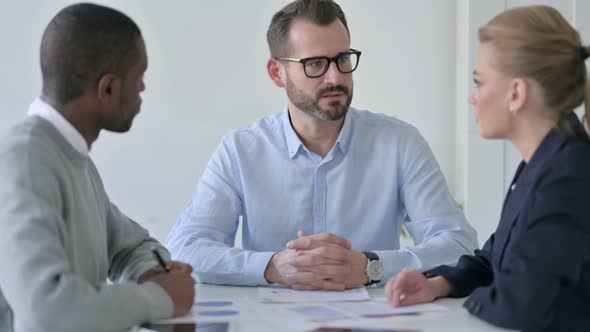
[287,305,355,322]
[283,297,447,322]
[150,299,246,324]
[149,298,318,331]
[257,286,370,303]
[150,296,449,331]
[331,297,448,318]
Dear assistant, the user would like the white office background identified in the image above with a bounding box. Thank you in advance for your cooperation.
[0,0,587,247]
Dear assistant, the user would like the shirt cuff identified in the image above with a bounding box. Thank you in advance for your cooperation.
[243,251,275,286]
[373,249,418,286]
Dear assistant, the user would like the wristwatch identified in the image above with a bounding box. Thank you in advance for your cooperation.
[363,251,384,286]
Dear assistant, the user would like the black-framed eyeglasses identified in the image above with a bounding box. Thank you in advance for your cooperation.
[275,49,361,78]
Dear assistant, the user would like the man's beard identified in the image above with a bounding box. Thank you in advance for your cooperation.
[286,76,353,121]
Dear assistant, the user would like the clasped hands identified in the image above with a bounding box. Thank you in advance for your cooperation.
[264,231,368,290]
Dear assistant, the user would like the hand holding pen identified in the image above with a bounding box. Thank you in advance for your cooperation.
[152,249,171,272]
[138,248,196,317]
[138,249,192,283]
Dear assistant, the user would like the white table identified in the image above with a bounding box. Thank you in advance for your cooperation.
[138,283,517,332]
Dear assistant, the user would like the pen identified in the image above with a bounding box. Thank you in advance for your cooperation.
[152,249,170,272]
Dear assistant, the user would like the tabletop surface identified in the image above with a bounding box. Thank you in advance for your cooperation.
[137,283,516,332]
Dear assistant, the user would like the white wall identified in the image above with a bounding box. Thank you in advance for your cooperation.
[457,0,507,247]
[0,1,459,243]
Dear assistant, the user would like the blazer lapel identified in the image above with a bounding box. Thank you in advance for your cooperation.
[492,129,567,268]
[493,170,531,267]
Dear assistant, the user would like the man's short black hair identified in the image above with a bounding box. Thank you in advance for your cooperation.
[40,3,142,105]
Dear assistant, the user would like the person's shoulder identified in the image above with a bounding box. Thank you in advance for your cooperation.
[537,137,590,228]
[557,137,590,174]
[0,117,63,178]
[349,108,424,141]
[537,134,590,194]
[564,136,590,156]
[0,117,57,157]
[221,112,284,145]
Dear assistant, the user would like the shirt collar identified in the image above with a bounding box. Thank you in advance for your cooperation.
[335,108,353,154]
[281,106,354,160]
[27,98,89,155]
[281,106,303,159]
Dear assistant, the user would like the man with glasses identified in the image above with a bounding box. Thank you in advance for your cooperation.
[167,0,477,290]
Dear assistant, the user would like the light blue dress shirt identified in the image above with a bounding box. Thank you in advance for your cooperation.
[166,107,478,286]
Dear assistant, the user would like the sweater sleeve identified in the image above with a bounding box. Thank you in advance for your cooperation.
[84,160,172,283]
[106,201,171,283]
[0,138,173,332]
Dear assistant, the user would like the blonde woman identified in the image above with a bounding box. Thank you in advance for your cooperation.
[385,5,590,331]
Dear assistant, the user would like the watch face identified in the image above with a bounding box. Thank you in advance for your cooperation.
[367,260,384,281]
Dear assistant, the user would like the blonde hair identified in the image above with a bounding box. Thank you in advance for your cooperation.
[479,5,589,140]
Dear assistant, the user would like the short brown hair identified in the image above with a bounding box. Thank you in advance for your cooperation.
[267,0,349,57]
[479,5,589,139]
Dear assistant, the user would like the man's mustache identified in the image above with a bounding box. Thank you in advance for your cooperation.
[316,85,350,98]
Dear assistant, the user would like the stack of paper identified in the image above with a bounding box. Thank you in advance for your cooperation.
[257,286,370,303]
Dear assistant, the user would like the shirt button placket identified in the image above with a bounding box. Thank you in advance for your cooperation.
[313,165,326,233]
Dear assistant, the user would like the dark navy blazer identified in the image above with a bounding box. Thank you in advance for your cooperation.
[427,129,590,331]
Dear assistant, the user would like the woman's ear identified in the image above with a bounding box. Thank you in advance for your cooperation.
[508,77,529,114]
